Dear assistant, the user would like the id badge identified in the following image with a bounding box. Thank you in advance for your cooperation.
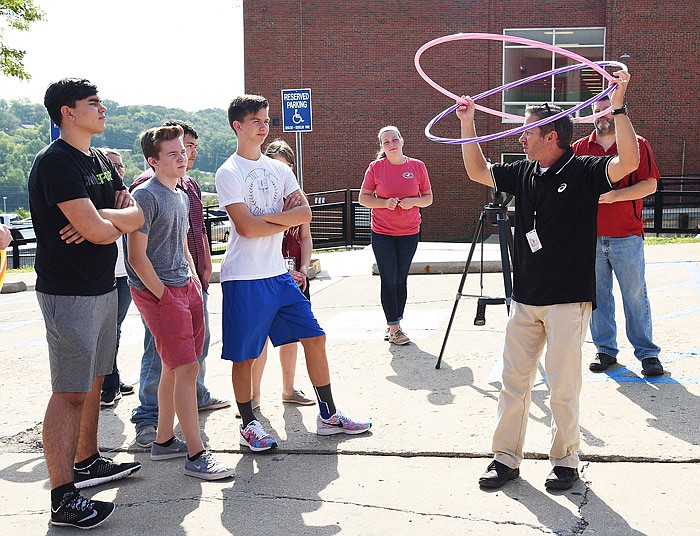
[284,257,296,271]
[526,229,542,252]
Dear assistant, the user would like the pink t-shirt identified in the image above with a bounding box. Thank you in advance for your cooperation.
[361,157,432,236]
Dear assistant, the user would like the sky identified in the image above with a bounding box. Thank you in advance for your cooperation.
[0,0,244,111]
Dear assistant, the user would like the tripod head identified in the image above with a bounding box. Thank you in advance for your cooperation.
[484,189,513,223]
[487,189,513,209]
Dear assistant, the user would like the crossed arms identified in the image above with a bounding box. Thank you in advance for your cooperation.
[224,189,311,238]
[58,189,144,245]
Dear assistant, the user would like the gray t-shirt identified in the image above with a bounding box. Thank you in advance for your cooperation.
[126,177,191,290]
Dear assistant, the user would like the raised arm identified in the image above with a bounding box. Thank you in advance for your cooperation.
[605,70,640,183]
[456,97,495,187]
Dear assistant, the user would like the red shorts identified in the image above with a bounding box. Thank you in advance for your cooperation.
[130,278,204,370]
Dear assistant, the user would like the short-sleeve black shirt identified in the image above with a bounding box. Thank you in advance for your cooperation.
[492,148,613,306]
[28,139,124,295]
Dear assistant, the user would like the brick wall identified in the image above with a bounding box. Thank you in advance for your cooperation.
[243,0,699,240]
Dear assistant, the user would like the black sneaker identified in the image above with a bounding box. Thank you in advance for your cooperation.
[74,456,141,489]
[478,460,520,488]
[545,466,579,490]
[100,389,121,407]
[641,357,664,377]
[50,490,115,529]
[119,382,135,395]
[589,352,617,372]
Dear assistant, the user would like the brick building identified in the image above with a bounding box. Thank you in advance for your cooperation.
[242,1,699,240]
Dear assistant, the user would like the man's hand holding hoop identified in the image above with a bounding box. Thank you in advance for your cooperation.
[455,95,494,188]
[455,96,476,123]
[605,69,640,183]
[610,70,630,109]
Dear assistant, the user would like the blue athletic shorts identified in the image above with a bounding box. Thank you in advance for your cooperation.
[221,273,325,362]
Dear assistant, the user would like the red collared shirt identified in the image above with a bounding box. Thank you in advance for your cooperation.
[572,131,660,237]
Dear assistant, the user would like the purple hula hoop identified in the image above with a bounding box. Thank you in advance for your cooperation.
[414,33,628,144]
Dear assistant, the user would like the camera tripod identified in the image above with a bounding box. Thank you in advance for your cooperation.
[435,202,514,369]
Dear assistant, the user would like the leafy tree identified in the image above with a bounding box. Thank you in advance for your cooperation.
[0,97,237,211]
[0,0,45,79]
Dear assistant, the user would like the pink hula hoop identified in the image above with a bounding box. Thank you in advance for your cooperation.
[414,33,627,144]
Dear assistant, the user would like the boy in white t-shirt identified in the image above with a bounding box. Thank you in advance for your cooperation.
[215,95,371,451]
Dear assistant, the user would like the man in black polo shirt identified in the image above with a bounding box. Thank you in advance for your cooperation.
[456,70,640,490]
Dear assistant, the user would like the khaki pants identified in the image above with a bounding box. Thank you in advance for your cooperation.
[492,300,592,469]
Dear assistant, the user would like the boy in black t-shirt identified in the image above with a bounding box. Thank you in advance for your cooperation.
[28,78,144,529]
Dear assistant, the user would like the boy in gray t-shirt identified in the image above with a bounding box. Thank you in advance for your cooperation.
[126,177,190,290]
[127,125,233,481]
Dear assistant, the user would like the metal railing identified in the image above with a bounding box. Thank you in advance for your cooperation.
[6,179,697,270]
[5,227,36,269]
[307,189,370,249]
[204,189,371,255]
[643,176,700,235]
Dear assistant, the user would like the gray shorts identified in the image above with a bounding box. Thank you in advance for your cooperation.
[37,290,117,393]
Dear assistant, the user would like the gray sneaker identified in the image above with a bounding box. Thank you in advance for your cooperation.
[184,452,235,481]
[151,436,188,460]
[135,425,157,448]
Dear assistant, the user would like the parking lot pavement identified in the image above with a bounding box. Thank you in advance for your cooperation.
[1,242,699,534]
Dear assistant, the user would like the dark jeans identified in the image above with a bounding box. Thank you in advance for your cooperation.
[371,231,419,325]
[103,276,132,391]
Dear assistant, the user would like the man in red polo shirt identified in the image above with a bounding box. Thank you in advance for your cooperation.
[572,96,663,377]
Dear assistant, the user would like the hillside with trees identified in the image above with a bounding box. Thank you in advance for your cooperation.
[0,98,236,212]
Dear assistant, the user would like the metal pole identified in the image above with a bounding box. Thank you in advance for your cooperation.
[681,140,686,179]
[2,197,6,214]
[295,131,304,190]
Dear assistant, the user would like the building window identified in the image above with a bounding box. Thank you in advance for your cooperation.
[502,28,606,121]
[501,153,526,164]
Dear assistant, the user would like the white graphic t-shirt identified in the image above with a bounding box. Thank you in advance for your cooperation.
[215,153,299,281]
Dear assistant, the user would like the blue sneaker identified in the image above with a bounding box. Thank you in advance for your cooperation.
[151,436,188,460]
[239,420,278,452]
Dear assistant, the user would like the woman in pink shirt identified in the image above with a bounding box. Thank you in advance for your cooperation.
[359,126,433,345]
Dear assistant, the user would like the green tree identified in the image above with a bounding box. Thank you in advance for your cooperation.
[0,97,239,211]
[0,0,45,79]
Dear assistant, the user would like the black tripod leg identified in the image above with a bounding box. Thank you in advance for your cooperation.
[497,213,513,314]
[436,212,485,369]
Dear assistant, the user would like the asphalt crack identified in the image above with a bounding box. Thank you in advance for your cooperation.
[0,423,43,453]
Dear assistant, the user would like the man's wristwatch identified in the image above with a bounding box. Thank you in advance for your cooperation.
[611,105,627,116]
